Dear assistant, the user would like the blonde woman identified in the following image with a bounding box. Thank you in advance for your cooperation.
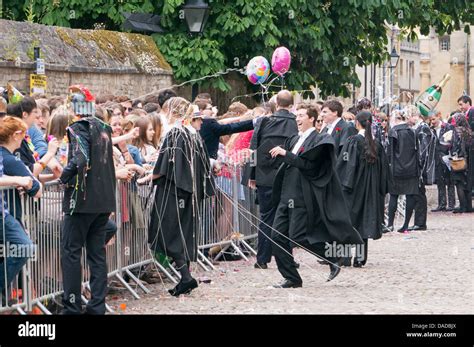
[148,98,215,297]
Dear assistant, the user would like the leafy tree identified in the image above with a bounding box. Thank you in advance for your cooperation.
[2,0,473,97]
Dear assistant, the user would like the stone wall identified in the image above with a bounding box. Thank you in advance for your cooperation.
[0,61,173,99]
[0,19,173,98]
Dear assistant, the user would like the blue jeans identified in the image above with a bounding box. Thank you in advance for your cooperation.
[0,214,35,291]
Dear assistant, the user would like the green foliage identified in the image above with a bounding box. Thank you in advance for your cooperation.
[3,0,474,96]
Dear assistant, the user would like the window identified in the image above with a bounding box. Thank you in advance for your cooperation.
[439,36,450,51]
[399,59,403,76]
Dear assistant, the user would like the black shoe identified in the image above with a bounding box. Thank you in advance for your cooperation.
[254,262,268,269]
[382,225,394,233]
[327,259,343,282]
[294,262,300,269]
[168,278,198,297]
[353,261,364,268]
[318,259,329,265]
[273,279,302,288]
[407,225,427,231]
[453,208,466,214]
[446,207,454,212]
[431,207,446,212]
[341,258,352,267]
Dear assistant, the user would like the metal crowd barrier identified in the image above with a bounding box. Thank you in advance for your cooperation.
[0,173,259,314]
[198,164,259,264]
[0,186,31,314]
[384,195,406,222]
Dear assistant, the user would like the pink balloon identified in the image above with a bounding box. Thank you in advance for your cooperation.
[272,46,291,76]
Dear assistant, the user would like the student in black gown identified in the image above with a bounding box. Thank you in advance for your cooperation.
[429,111,455,212]
[386,110,419,233]
[448,113,472,213]
[336,111,389,267]
[148,98,214,297]
[457,95,474,210]
[320,99,357,156]
[405,105,436,231]
[269,103,363,288]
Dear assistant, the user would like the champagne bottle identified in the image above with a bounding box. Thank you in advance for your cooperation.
[415,74,450,117]
[6,83,24,104]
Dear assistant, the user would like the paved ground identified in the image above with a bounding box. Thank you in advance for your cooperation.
[108,208,473,314]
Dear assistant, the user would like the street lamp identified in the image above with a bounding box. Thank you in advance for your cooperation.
[183,0,210,34]
[182,0,210,100]
[388,46,400,115]
[389,47,400,70]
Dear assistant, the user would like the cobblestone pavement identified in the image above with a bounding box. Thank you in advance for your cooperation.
[108,209,473,314]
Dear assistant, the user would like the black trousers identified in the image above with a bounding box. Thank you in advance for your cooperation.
[387,194,399,227]
[436,181,456,209]
[61,213,110,315]
[455,183,471,211]
[272,229,328,284]
[412,183,427,226]
[104,218,117,245]
[256,186,276,264]
[403,184,428,228]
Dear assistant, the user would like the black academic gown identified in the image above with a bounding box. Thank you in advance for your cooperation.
[336,134,389,240]
[433,123,453,185]
[272,131,363,246]
[148,126,213,262]
[61,117,116,214]
[415,122,436,185]
[449,128,471,187]
[387,123,420,195]
[324,118,357,157]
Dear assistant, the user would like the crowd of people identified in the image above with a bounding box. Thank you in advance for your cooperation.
[0,83,472,312]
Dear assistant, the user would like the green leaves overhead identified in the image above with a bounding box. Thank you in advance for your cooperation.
[3,0,474,96]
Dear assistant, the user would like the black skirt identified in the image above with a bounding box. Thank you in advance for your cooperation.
[389,176,420,195]
[148,178,197,262]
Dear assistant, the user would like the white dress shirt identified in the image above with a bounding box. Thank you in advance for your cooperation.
[325,118,341,135]
[291,127,315,154]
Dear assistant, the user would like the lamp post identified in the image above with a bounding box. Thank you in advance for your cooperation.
[389,46,400,114]
[182,0,210,99]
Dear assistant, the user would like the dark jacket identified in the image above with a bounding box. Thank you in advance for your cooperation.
[199,118,254,159]
[323,118,357,156]
[249,109,298,187]
[60,117,116,214]
[387,123,418,179]
[272,131,363,245]
[433,122,453,182]
[414,121,436,185]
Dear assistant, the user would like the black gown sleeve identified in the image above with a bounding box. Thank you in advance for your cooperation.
[335,136,359,192]
[60,122,90,184]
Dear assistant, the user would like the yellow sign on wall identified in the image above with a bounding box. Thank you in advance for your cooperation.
[30,74,47,95]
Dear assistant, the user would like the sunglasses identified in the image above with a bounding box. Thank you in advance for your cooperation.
[316,120,324,123]
[125,107,133,112]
